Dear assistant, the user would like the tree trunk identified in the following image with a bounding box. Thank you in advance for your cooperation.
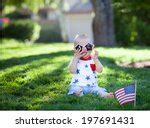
[91,0,115,46]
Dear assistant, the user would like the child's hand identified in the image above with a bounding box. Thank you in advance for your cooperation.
[74,49,86,59]
[92,50,99,60]
[105,92,114,98]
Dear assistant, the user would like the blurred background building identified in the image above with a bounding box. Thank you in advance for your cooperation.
[64,0,93,42]
[1,0,150,46]
[35,0,94,43]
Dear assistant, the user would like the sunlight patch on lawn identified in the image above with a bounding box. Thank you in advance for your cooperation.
[98,47,150,63]
[0,39,150,110]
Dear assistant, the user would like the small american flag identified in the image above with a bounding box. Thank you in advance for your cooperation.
[115,84,136,105]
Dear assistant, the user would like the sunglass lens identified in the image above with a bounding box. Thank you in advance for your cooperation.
[75,45,82,52]
[85,43,93,50]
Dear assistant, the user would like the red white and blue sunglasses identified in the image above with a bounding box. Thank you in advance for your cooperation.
[75,43,94,52]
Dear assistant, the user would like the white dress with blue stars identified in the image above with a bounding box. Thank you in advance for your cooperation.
[68,58,108,97]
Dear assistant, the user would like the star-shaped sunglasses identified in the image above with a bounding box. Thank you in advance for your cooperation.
[75,43,94,52]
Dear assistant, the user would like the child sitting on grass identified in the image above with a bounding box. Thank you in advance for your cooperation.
[68,34,114,98]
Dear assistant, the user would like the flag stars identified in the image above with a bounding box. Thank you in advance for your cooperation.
[87,84,90,86]
[85,64,88,68]
[73,79,79,84]
[85,75,90,80]
[76,69,80,74]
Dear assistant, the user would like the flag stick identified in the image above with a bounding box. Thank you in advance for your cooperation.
[134,81,137,107]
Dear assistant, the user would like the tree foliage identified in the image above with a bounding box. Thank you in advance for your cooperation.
[1,0,150,46]
[113,0,150,46]
[2,0,58,12]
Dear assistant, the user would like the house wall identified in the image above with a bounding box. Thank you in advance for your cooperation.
[65,13,94,43]
[64,0,81,9]
[47,11,58,20]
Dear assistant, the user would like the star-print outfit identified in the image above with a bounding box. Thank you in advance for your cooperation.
[68,56,108,97]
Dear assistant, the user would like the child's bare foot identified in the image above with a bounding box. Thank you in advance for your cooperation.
[75,88,83,97]
[105,92,114,98]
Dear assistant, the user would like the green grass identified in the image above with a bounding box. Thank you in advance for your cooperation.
[0,39,150,110]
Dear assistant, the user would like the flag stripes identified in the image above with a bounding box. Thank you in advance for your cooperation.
[115,84,136,105]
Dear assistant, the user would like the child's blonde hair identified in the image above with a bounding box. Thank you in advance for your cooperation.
[74,34,92,46]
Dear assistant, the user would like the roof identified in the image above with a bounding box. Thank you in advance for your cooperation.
[65,1,93,14]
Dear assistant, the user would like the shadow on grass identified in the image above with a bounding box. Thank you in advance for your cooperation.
[123,46,150,50]
[0,49,150,110]
[0,60,69,110]
[0,50,72,70]
[102,46,150,50]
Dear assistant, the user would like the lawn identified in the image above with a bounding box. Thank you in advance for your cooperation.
[0,39,150,110]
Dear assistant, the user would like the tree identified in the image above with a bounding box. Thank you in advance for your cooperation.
[91,0,115,46]
[2,0,67,41]
[2,0,52,12]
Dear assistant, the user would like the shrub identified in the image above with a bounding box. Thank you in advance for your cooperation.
[6,10,32,19]
[37,22,62,42]
[4,20,41,42]
[113,2,150,46]
[114,15,131,46]
[137,20,150,46]
[114,16,150,46]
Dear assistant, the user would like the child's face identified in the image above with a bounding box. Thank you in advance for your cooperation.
[74,39,94,58]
